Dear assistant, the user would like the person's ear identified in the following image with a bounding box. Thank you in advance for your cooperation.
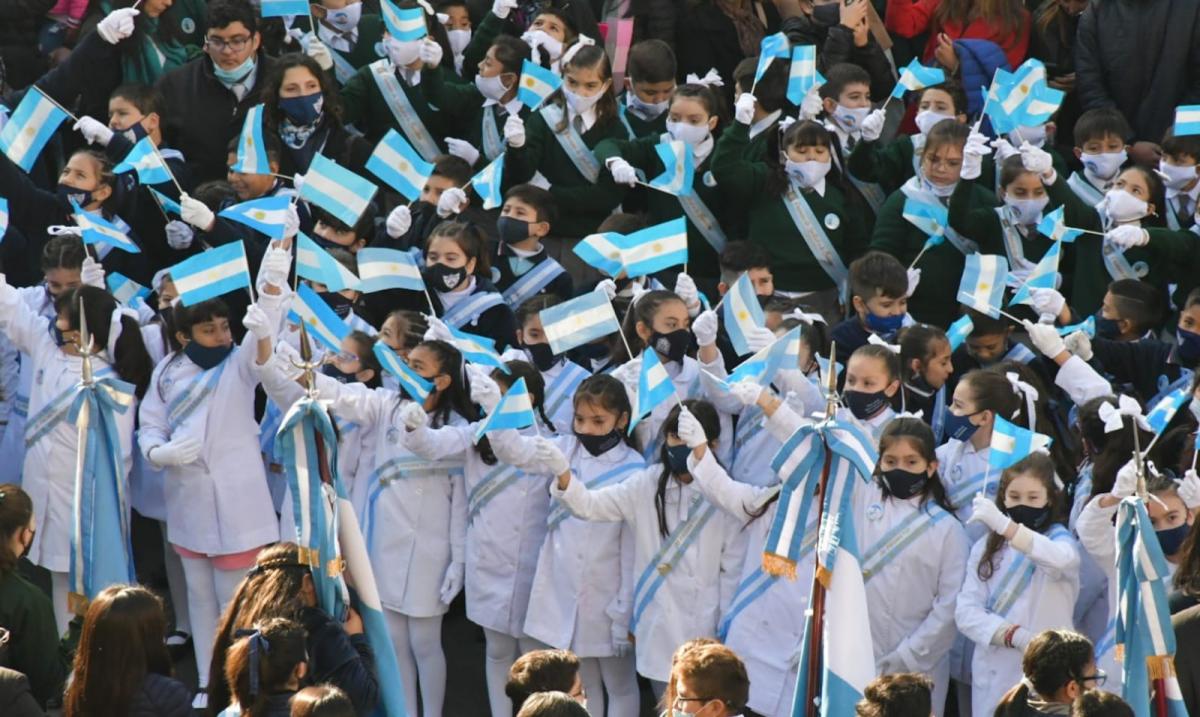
[717,281,729,296]
[909,357,923,377]
[175,331,190,347]
[624,76,633,93]
[356,367,376,384]
[851,295,867,315]
[927,459,939,477]
[143,111,161,133]
[616,411,630,432]
[309,3,327,19]
[1146,201,1157,217]
[635,320,653,342]
[92,183,113,205]
[884,378,900,398]
[955,113,968,124]
[251,31,262,55]
[352,237,368,251]
[465,257,477,276]
[269,158,281,174]
[1074,147,1083,161]
[706,115,719,132]
[1117,318,1134,337]
[294,661,309,682]
[433,373,452,392]
[530,220,550,238]
[821,96,837,115]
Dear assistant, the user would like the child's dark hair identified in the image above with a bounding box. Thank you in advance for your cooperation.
[819,63,872,104]
[1077,396,1150,499]
[672,83,727,128]
[208,0,259,34]
[995,629,1094,716]
[516,294,560,329]
[415,339,481,428]
[224,618,308,717]
[978,452,1064,580]
[877,418,954,513]
[999,154,1040,189]
[553,44,617,130]
[71,149,117,210]
[491,34,532,76]
[854,673,933,717]
[431,154,473,187]
[719,241,772,287]
[346,331,382,389]
[1162,126,1200,162]
[160,299,231,400]
[850,344,901,385]
[896,324,949,384]
[1072,691,1134,717]
[383,310,427,353]
[56,287,154,398]
[922,120,970,160]
[765,119,835,196]
[289,684,356,717]
[733,56,787,113]
[958,369,1022,425]
[626,39,676,84]
[226,133,283,166]
[262,53,345,131]
[616,290,688,363]
[778,316,828,371]
[1073,107,1131,147]
[111,83,164,116]
[655,401,721,538]
[572,374,637,450]
[1106,279,1164,336]
[918,80,968,115]
[962,306,1010,337]
[849,251,907,303]
[313,204,377,244]
[989,361,1077,485]
[193,180,240,211]
[0,483,33,576]
[1172,509,1200,598]
[42,235,87,271]
[504,184,558,227]
[426,221,492,278]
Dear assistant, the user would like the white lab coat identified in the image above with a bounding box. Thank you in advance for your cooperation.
[936,438,995,539]
[630,356,733,464]
[404,419,551,637]
[553,450,746,681]
[0,283,135,572]
[129,322,169,522]
[955,524,1080,717]
[500,348,591,433]
[0,286,56,484]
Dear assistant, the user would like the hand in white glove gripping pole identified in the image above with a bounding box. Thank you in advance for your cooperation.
[165,220,195,250]
[1176,469,1200,510]
[734,93,757,125]
[467,365,502,414]
[1029,288,1065,322]
[504,114,526,148]
[676,406,708,449]
[730,380,765,407]
[149,436,203,467]
[859,109,886,142]
[386,205,412,239]
[607,157,639,187]
[96,7,139,44]
[967,493,1012,535]
[305,38,334,71]
[445,137,481,167]
[179,193,216,232]
[1112,459,1139,498]
[1022,320,1065,359]
[73,116,114,147]
[81,256,105,289]
[673,272,702,317]
[242,303,275,342]
[691,310,719,347]
[436,187,468,218]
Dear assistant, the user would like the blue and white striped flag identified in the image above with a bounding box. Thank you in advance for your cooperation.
[297,233,361,291]
[1056,315,1095,338]
[218,194,293,239]
[1000,60,1047,117]
[1018,84,1064,126]
[1009,239,1062,307]
[540,289,621,354]
[344,311,378,336]
[786,45,824,105]
[647,141,693,197]
[723,326,801,388]
[231,104,270,175]
[301,154,378,227]
[988,415,1053,470]
[518,59,562,109]
[1174,105,1200,137]
[902,195,948,238]
[147,186,182,216]
[891,58,945,99]
[474,377,536,442]
[71,200,142,254]
[0,87,69,171]
[170,241,252,305]
[1146,385,1189,435]
[471,153,505,210]
[630,349,676,431]
[946,314,973,352]
[956,254,1009,318]
[289,283,352,353]
[380,0,427,40]
[447,325,510,374]
[366,129,433,202]
[260,0,310,16]
[373,341,433,401]
[621,217,688,278]
[113,137,173,185]
[723,272,766,357]
[106,272,150,306]
[753,32,790,86]
[1037,206,1081,243]
[356,247,425,292]
[0,197,8,241]
[573,232,628,276]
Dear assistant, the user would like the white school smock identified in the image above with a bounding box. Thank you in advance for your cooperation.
[129,322,169,522]
[404,420,551,637]
[552,451,746,681]
[955,525,1080,717]
[499,348,590,433]
[494,432,640,658]
[306,371,467,618]
[632,356,734,464]
[0,286,56,482]
[936,438,995,539]
[0,285,136,573]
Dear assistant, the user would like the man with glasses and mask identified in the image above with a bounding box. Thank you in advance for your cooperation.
[156,0,278,184]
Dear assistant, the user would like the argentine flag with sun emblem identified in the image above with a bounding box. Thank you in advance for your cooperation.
[956,254,1009,319]
[648,140,694,197]
[218,195,293,239]
[518,60,562,109]
[169,241,253,306]
[723,272,766,356]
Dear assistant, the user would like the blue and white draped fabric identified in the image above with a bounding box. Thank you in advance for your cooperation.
[539,105,602,182]
[501,257,566,308]
[259,398,285,456]
[987,548,1038,616]
[846,174,887,214]
[440,290,505,329]
[677,188,728,255]
[467,462,526,520]
[931,385,947,443]
[860,504,953,581]
[630,494,718,633]
[481,106,504,161]
[546,462,643,529]
[26,368,113,448]
[166,358,227,430]
[364,455,465,550]
[1101,239,1150,281]
[1067,172,1105,207]
[731,403,764,464]
[369,59,441,162]
[543,362,590,427]
[900,179,977,255]
[780,183,850,297]
[718,520,816,640]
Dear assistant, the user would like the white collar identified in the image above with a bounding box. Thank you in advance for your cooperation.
[568,104,598,132]
[1167,178,1200,203]
[749,109,782,140]
[797,177,827,197]
[508,243,542,258]
[484,96,524,117]
[316,22,357,52]
[693,133,714,164]
[395,66,421,86]
[1082,167,1116,191]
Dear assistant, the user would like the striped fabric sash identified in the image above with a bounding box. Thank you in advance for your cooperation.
[861,505,952,581]
[539,105,601,183]
[481,105,504,161]
[259,398,285,454]
[546,462,643,530]
[1101,237,1149,281]
[630,495,718,632]
[930,385,947,443]
[678,190,728,255]
[948,467,992,511]
[615,104,636,138]
[441,291,505,329]
[25,367,113,448]
[718,525,818,640]
[369,59,440,162]
[544,362,590,423]
[847,174,887,213]
[781,183,850,295]
[166,360,227,430]
[364,454,464,552]
[501,257,566,308]
[987,551,1037,617]
[732,404,764,463]
[900,181,977,255]
[12,394,29,420]
[1067,172,1105,207]
[467,462,525,519]
[995,206,1032,272]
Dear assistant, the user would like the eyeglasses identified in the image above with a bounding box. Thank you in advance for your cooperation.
[673,696,715,710]
[333,351,361,364]
[205,35,252,52]
[1080,669,1107,687]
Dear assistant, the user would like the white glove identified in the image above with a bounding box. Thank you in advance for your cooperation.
[96,7,139,44]
[730,380,765,407]
[1176,469,1200,509]
[130,295,156,323]
[991,137,1019,163]
[1019,141,1053,176]
[1023,320,1065,358]
[676,406,707,448]
[148,436,202,467]
[906,268,921,298]
[81,256,105,289]
[610,356,641,388]
[305,38,334,71]
[438,561,464,604]
[673,272,701,317]
[242,303,274,341]
[876,651,906,675]
[1029,288,1065,321]
[967,494,1012,535]
[504,114,525,148]
[292,172,306,194]
[400,401,428,430]
[734,93,757,125]
[1113,459,1139,498]
[745,326,776,353]
[692,310,719,347]
[960,132,992,181]
[436,187,468,218]
[1063,331,1092,361]
[423,314,455,342]
[799,88,823,121]
[444,137,481,167]
[386,205,412,239]
[536,436,571,476]
[860,109,886,142]
[595,278,618,300]
[165,220,195,250]
[282,203,300,238]
[73,116,114,147]
[179,192,215,231]
[607,157,639,187]
[612,624,632,658]
[260,245,291,289]
[1105,225,1149,249]
[468,367,503,413]
[491,0,518,18]
[419,39,444,67]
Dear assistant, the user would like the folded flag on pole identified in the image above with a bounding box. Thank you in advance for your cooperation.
[374,341,433,401]
[630,349,676,432]
[289,283,351,353]
[573,232,628,277]
[297,233,361,291]
[946,314,974,352]
[753,32,790,86]
[1146,385,1190,434]
[708,326,802,390]
[218,194,293,239]
[0,87,69,172]
[147,186,182,216]
[231,104,270,175]
[786,45,824,105]
[113,137,173,185]
[107,272,150,306]
[366,129,433,202]
[471,154,505,210]
[647,140,694,197]
[301,154,378,227]
[447,325,510,374]
[621,217,688,278]
[1056,315,1095,338]
[0,197,9,241]
[518,59,562,109]
[1037,206,1082,243]
[170,241,252,305]
[988,416,1053,470]
[260,0,310,16]
[71,199,142,254]
[539,289,621,354]
[892,58,946,99]
[474,377,535,442]
[957,254,1009,319]
[1009,239,1062,306]
[901,195,948,238]
[1174,105,1200,137]
[723,272,766,357]
[380,0,427,40]
[355,247,425,292]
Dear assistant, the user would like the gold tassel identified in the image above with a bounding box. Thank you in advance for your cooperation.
[1146,655,1177,680]
[1115,644,1125,663]
[762,553,798,580]
[816,565,832,589]
[326,556,345,578]
[68,591,90,617]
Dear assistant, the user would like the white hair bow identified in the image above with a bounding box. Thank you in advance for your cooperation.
[787,309,827,325]
[415,0,435,15]
[1005,371,1040,430]
[1098,394,1150,433]
[894,409,925,420]
[436,12,449,24]
[777,116,797,134]
[559,34,596,69]
[685,68,724,88]
[868,333,900,353]
[107,307,139,359]
[47,225,83,237]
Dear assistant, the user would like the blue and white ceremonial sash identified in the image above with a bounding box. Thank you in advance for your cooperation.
[369,60,441,162]
[481,106,504,161]
[987,551,1037,617]
[901,181,977,255]
[678,189,728,255]
[1003,342,1036,365]
[732,404,764,464]
[931,386,946,443]
[995,207,1031,270]
[546,462,643,529]
[501,257,566,308]
[364,454,464,552]
[328,45,356,85]
[1100,238,1149,281]
[781,183,850,296]
[1166,196,1184,231]
[615,104,636,139]
[166,360,227,430]
[1095,615,1117,663]
[333,414,359,437]
[846,174,888,213]
[718,524,817,640]
[259,399,285,455]
[467,462,527,519]
[630,495,718,632]
[539,105,601,183]
[947,466,992,512]
[1148,370,1194,411]
[1067,172,1105,207]
[543,362,590,423]
[441,290,505,329]
[25,368,114,448]
[13,394,29,419]
[861,505,951,581]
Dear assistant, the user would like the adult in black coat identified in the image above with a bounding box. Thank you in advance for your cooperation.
[673,0,781,107]
[780,1,895,104]
[1173,603,1200,715]
[0,668,44,717]
[0,0,54,91]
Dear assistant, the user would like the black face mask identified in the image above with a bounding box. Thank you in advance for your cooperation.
[880,468,927,499]
[576,340,610,361]
[322,363,357,383]
[666,444,692,475]
[319,291,354,318]
[497,216,532,244]
[845,389,891,420]
[650,329,691,364]
[576,428,623,457]
[184,341,234,370]
[426,262,468,292]
[1007,504,1052,531]
[57,183,93,207]
[524,342,559,372]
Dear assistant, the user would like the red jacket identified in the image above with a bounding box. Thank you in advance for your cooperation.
[885,0,1030,70]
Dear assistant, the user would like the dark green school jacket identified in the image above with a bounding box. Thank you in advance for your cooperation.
[331,14,387,72]
[712,122,868,292]
[340,62,450,147]
[459,10,506,84]
[847,133,919,195]
[870,183,1003,328]
[0,572,69,707]
[594,133,731,280]
[424,71,528,170]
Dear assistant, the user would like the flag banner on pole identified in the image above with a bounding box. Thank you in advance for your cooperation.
[0,87,69,171]
[366,129,434,202]
[147,186,182,216]
[474,377,536,442]
[539,290,621,354]
[621,217,688,278]
[517,60,562,109]
[297,233,362,291]
[106,272,150,306]
[356,247,425,292]
[170,241,253,305]
[891,58,945,99]
[723,272,767,356]
[1173,105,1200,137]
[1056,315,1095,337]
[380,0,427,40]
[218,195,293,239]
[786,45,824,105]
[470,154,505,210]
[1009,239,1062,306]
[946,314,973,352]
[1145,385,1189,435]
[231,104,270,175]
[300,153,378,227]
[1037,206,1082,244]
[647,140,694,197]
[956,254,1008,318]
[113,137,173,185]
[573,232,629,277]
[988,415,1052,470]
[446,325,510,374]
[753,32,790,85]
[373,341,433,402]
[260,0,310,16]
[0,197,8,241]
[289,283,352,353]
[630,349,675,431]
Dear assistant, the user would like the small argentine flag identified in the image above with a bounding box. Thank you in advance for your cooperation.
[723,272,766,357]
[630,349,675,432]
[231,104,269,175]
[71,200,142,254]
[518,60,562,109]
[1174,105,1200,137]
[573,232,628,277]
[786,45,824,105]
[260,0,310,17]
[647,140,694,197]
[381,0,427,41]
[1056,315,1095,338]
[901,195,948,238]
[956,254,1009,319]
[107,272,150,306]
[1009,239,1062,307]
[0,197,8,241]
[374,341,433,401]
[1000,60,1047,116]
[621,217,688,278]
[891,58,946,100]
[366,129,433,202]
[170,241,252,306]
[982,70,1018,134]
[471,154,505,210]
[219,194,293,239]
[297,233,361,292]
[540,289,621,354]
[728,326,800,387]
[0,87,69,172]
[1018,84,1063,126]
[356,247,425,292]
[474,377,536,443]
[289,283,351,353]
[1037,206,1081,243]
[753,32,790,85]
[1146,385,1190,435]
[946,314,973,352]
[300,154,378,227]
[147,186,182,216]
[988,415,1052,470]
[113,137,173,185]
[447,325,510,374]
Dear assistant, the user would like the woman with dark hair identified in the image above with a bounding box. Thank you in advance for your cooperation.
[993,629,1103,716]
[672,0,781,106]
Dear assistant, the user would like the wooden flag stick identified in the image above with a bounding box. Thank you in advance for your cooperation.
[34,86,79,122]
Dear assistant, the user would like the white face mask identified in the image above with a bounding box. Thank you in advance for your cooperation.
[627,90,669,121]
[446,28,471,55]
[384,37,422,67]
[1159,160,1198,191]
[666,120,710,146]
[563,85,605,115]
[1009,124,1047,147]
[915,110,953,136]
[1103,189,1148,224]
[833,104,870,131]
[474,72,512,101]
[785,159,831,188]
[1081,149,1127,181]
[1005,195,1049,225]
[922,176,956,198]
[521,29,563,61]
[324,2,362,31]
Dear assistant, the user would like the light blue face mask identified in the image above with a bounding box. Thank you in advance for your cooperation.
[213,55,256,87]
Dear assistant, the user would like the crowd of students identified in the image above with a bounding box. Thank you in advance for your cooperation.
[1,0,1200,715]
